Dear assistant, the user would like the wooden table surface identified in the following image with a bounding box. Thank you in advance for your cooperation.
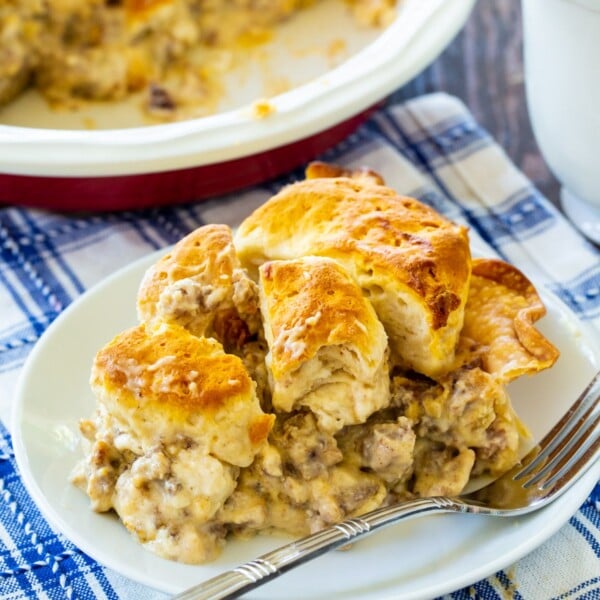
[394,0,561,209]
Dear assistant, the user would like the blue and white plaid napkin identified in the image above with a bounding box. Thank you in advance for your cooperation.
[1,93,599,599]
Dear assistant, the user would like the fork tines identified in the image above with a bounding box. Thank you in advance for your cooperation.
[514,370,600,493]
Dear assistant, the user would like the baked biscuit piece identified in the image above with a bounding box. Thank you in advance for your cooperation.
[456,258,560,381]
[305,160,386,185]
[236,172,471,377]
[259,256,390,432]
[72,321,274,563]
[89,321,273,463]
[137,223,259,349]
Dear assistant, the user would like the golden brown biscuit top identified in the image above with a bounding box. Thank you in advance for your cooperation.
[457,258,559,381]
[259,257,383,375]
[305,160,386,185]
[93,321,255,420]
[137,223,238,322]
[236,177,471,330]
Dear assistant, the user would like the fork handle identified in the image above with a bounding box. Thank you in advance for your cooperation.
[172,497,461,600]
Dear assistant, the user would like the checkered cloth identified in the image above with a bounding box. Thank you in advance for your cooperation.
[1,93,599,599]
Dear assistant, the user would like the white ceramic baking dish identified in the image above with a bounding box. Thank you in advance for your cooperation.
[0,0,475,210]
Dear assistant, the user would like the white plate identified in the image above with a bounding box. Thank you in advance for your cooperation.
[0,0,475,177]
[12,249,600,599]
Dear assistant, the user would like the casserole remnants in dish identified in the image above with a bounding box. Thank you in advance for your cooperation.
[0,0,395,121]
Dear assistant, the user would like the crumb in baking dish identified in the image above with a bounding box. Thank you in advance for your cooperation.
[251,98,276,119]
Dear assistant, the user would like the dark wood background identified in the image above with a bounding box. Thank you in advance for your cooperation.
[392,0,561,208]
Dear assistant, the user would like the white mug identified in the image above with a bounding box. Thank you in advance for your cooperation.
[522,0,600,243]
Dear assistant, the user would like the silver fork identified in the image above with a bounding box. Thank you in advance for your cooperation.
[174,370,600,600]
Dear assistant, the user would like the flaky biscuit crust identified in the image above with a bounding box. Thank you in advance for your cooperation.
[235,177,470,328]
[91,321,273,463]
[259,257,386,377]
[136,223,260,348]
[137,223,237,324]
[235,176,471,375]
[93,322,249,414]
[457,258,559,381]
